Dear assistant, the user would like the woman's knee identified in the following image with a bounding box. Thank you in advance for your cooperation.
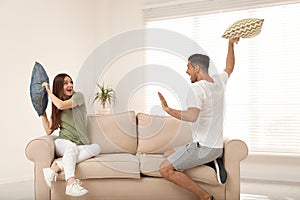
[55,139,76,156]
[65,146,78,156]
[90,143,101,156]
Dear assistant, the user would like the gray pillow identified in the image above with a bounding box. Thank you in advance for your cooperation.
[30,62,49,116]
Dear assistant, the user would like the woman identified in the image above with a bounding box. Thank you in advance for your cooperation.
[41,73,100,197]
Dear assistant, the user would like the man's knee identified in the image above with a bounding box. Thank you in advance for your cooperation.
[160,164,175,180]
[159,167,168,179]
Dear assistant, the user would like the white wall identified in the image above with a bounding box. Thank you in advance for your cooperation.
[2,0,296,185]
[0,0,97,183]
[0,0,146,184]
[90,0,146,114]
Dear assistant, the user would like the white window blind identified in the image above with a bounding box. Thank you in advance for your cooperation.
[143,0,300,154]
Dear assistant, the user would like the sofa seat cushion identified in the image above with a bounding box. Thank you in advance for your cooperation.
[55,153,140,180]
[138,153,220,185]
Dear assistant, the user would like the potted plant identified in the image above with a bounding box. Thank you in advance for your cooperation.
[93,83,116,111]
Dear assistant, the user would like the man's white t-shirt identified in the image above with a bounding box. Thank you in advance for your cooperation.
[186,71,228,148]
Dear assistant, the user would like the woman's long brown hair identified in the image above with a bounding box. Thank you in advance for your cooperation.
[50,73,72,130]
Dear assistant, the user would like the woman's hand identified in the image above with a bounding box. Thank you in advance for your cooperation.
[42,81,76,110]
[42,82,50,92]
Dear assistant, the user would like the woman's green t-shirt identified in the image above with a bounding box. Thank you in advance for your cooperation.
[58,92,90,145]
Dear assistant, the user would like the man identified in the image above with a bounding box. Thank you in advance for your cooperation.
[158,38,239,200]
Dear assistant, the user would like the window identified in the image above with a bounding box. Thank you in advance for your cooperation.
[143,0,300,154]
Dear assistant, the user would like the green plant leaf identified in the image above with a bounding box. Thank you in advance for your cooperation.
[93,82,116,106]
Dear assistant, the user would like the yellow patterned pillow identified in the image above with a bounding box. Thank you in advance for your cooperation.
[222,18,264,39]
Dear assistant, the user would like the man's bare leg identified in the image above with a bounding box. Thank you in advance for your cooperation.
[160,160,212,200]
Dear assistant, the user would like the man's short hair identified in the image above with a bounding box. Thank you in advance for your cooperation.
[188,54,210,71]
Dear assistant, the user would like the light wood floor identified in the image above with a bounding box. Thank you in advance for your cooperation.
[0,179,299,200]
[241,179,300,200]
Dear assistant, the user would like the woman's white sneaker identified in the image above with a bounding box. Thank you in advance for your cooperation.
[42,168,58,188]
[65,179,88,197]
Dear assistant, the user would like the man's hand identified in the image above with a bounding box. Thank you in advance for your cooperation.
[230,37,240,44]
[158,92,199,122]
[158,92,169,112]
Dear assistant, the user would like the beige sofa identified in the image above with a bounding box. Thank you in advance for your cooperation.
[26,111,248,200]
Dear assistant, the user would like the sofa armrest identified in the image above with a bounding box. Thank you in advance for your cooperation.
[223,138,248,200]
[25,135,57,200]
[223,138,248,163]
[25,135,56,165]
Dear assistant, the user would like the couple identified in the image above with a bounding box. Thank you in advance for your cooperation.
[41,37,239,199]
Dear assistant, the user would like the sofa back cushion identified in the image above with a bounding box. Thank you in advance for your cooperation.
[87,111,137,153]
[137,113,192,153]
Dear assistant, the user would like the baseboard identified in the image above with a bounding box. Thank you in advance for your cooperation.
[0,176,33,185]
[241,153,300,183]
[241,177,300,185]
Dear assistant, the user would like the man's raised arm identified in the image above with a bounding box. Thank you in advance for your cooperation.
[224,38,239,77]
